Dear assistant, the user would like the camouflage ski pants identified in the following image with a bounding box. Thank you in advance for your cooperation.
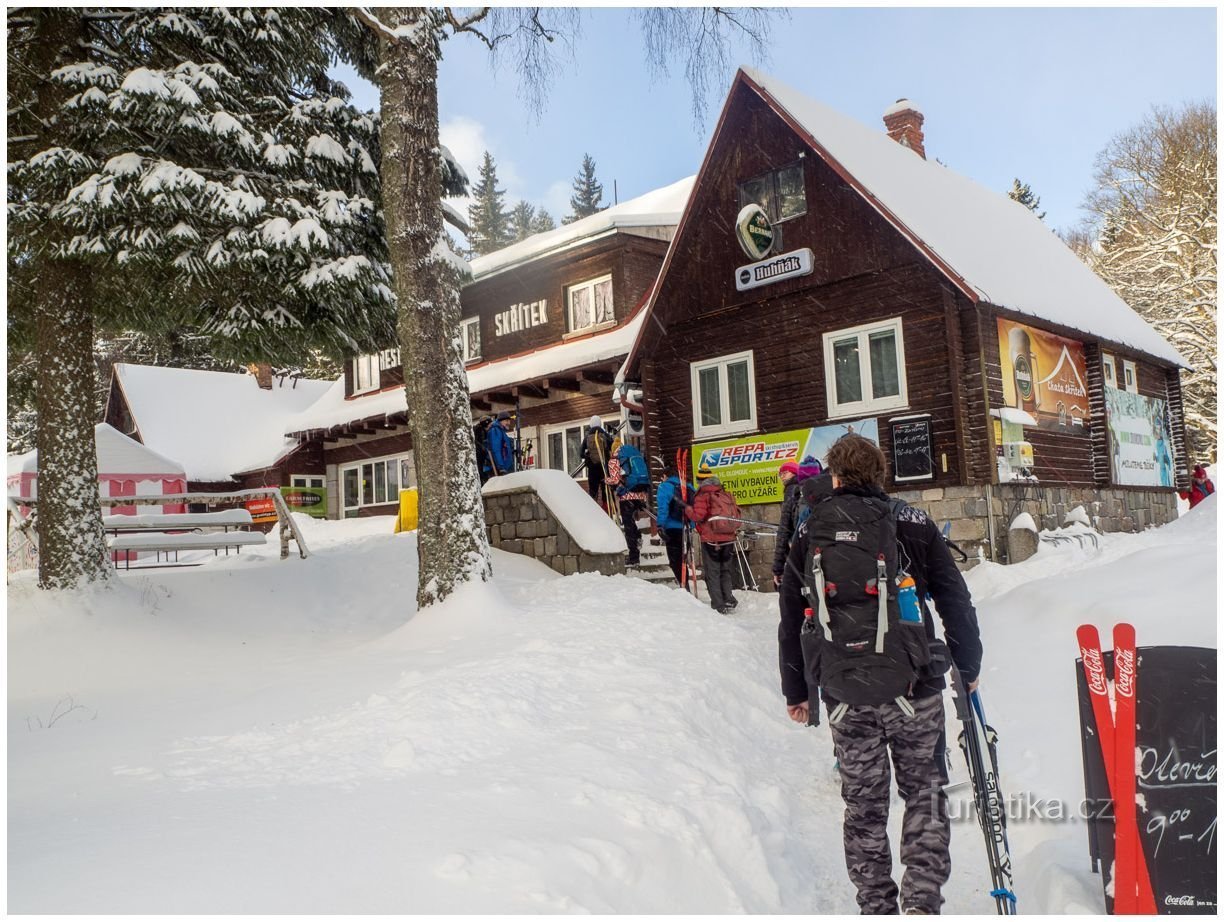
[827,693,950,914]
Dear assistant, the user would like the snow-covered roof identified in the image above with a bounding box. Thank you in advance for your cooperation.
[285,311,645,434]
[7,423,187,477]
[468,176,695,282]
[113,364,333,481]
[737,68,1183,365]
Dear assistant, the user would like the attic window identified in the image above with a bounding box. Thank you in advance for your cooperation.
[737,162,806,225]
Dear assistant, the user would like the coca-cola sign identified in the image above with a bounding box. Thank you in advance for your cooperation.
[1081,645,1108,697]
[1115,647,1137,700]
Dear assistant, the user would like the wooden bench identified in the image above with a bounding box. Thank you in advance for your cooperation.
[104,509,263,568]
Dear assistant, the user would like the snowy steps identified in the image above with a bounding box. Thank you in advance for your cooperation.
[625,532,681,585]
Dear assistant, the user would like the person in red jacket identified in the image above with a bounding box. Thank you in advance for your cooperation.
[685,466,742,613]
[1180,464,1215,509]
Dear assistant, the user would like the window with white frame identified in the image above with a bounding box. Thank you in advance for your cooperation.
[823,318,908,417]
[460,317,481,363]
[339,453,414,517]
[566,275,614,333]
[352,354,380,394]
[543,421,586,476]
[1101,353,1117,389]
[1122,359,1138,394]
[291,474,324,489]
[691,350,758,439]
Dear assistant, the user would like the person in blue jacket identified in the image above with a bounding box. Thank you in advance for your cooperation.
[609,439,651,565]
[655,461,696,586]
[486,411,516,476]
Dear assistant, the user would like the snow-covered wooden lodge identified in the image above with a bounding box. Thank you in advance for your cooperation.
[619,68,1190,565]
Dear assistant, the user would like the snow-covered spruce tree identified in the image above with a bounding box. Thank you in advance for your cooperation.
[467,150,511,255]
[1080,102,1217,462]
[531,208,557,234]
[564,153,605,224]
[347,6,774,609]
[1007,178,1045,220]
[509,199,536,243]
[7,8,393,589]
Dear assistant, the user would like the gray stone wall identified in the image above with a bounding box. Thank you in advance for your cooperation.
[483,487,626,577]
[893,483,1180,565]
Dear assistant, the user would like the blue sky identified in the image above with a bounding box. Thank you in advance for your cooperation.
[333,7,1216,236]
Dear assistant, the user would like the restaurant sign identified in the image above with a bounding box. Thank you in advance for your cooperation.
[734,247,815,292]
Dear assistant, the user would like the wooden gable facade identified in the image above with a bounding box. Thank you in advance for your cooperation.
[625,71,1187,564]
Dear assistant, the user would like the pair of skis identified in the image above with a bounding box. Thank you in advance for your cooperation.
[676,448,699,598]
[950,668,1018,914]
[1076,622,1156,914]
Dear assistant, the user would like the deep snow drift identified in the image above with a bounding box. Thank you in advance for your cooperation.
[7,499,1216,913]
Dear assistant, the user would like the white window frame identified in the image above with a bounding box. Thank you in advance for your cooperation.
[290,474,324,489]
[541,420,587,477]
[338,452,414,516]
[822,317,909,419]
[1122,359,1138,394]
[690,349,758,440]
[1101,353,1117,389]
[352,354,380,395]
[565,274,615,335]
[460,317,481,364]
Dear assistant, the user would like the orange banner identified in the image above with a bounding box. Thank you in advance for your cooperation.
[997,317,1089,435]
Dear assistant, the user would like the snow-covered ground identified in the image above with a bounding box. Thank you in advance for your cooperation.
[8,499,1216,913]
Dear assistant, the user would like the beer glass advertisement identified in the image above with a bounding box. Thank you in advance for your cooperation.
[692,419,877,505]
[996,318,1089,435]
[1104,387,1175,487]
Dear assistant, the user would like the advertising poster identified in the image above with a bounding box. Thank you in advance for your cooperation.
[1105,387,1175,487]
[280,486,327,518]
[997,317,1089,435]
[692,419,878,506]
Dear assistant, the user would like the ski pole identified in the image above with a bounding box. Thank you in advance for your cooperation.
[707,515,780,531]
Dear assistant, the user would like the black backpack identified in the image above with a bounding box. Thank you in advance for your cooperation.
[799,494,930,707]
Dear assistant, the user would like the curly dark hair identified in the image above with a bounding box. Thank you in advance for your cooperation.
[825,434,887,488]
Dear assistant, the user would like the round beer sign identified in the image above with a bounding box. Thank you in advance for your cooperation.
[735,203,774,260]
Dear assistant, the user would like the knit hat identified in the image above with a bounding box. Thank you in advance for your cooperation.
[696,464,713,480]
[1194,464,1207,478]
[589,415,602,428]
[778,461,800,478]
[496,410,512,421]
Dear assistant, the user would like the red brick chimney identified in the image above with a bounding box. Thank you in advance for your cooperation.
[247,362,273,389]
[883,99,926,160]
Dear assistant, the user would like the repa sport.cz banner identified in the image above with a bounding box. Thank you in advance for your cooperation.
[692,419,879,506]
[1104,387,1175,487]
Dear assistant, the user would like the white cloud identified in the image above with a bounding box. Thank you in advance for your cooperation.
[440,115,526,213]
[543,179,571,222]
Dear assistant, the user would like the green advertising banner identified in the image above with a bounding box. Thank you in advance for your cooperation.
[692,419,880,506]
[280,486,327,518]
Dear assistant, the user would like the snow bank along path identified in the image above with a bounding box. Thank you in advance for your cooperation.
[7,500,1217,913]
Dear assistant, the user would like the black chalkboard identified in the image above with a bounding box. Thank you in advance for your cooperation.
[1077,645,1217,914]
[890,415,934,482]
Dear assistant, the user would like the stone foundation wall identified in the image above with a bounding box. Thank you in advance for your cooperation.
[893,483,1180,565]
[483,487,626,577]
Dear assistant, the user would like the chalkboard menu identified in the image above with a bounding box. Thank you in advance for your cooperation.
[890,415,934,482]
[1076,645,1217,914]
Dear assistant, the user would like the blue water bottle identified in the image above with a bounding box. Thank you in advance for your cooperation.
[897,573,922,623]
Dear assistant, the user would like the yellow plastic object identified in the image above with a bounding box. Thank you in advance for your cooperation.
[394,488,419,533]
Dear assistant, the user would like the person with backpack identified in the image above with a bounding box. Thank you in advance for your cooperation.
[655,461,696,586]
[1180,463,1215,509]
[686,465,743,613]
[473,416,494,484]
[486,411,516,476]
[771,459,826,588]
[607,439,652,566]
[778,434,983,915]
[580,415,614,507]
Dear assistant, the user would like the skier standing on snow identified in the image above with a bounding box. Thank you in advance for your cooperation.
[580,415,614,507]
[771,459,825,588]
[655,461,696,587]
[487,411,516,476]
[779,434,983,915]
[686,465,743,613]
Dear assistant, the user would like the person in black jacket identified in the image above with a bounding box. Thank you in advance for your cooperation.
[771,461,828,588]
[778,434,982,915]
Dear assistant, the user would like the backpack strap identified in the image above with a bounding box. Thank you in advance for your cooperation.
[809,548,833,641]
[875,554,889,654]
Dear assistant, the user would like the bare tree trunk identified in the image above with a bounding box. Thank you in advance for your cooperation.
[34,263,111,589]
[377,9,492,608]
